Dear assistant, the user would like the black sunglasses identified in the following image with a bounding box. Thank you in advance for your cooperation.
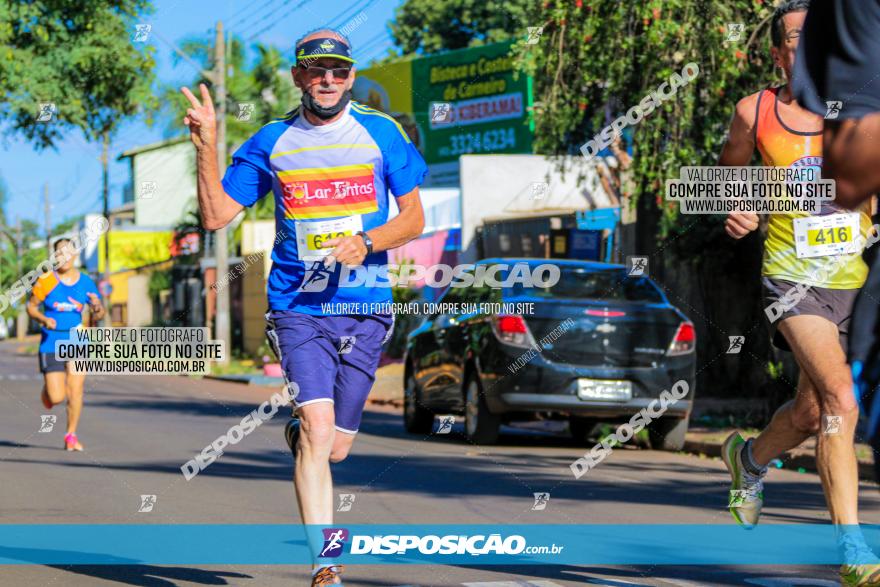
[300,65,352,80]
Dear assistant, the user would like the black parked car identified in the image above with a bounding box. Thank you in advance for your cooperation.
[403,258,696,447]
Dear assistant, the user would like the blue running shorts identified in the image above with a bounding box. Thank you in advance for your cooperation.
[265,311,394,434]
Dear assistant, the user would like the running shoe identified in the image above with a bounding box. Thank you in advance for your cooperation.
[64,432,83,452]
[841,564,880,586]
[312,564,344,586]
[284,418,300,455]
[721,431,764,528]
[840,534,880,586]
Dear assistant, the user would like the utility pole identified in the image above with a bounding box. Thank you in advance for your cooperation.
[101,133,111,326]
[213,21,231,364]
[15,218,27,340]
[43,183,51,256]
[156,21,231,360]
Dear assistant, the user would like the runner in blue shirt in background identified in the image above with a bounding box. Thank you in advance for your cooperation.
[26,238,105,452]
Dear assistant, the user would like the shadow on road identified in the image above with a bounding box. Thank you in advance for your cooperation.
[2,409,831,525]
[448,563,839,585]
[49,565,251,587]
[84,389,265,420]
[0,544,251,587]
[0,439,38,449]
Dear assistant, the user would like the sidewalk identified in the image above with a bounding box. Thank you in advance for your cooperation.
[685,428,876,483]
[5,336,40,356]
[367,361,405,406]
[204,358,406,390]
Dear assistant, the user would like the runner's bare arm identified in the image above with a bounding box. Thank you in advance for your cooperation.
[322,189,425,266]
[26,294,55,330]
[180,84,244,230]
[368,189,425,252]
[86,292,105,322]
[720,94,760,240]
[823,116,880,209]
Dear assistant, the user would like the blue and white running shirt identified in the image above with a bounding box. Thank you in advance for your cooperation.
[221,101,427,314]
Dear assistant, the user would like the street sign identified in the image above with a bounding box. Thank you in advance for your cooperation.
[353,41,534,187]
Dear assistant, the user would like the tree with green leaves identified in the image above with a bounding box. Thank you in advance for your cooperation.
[514,0,787,401]
[515,0,773,235]
[0,218,45,320]
[0,0,158,148]
[51,215,85,236]
[389,0,533,57]
[0,177,43,319]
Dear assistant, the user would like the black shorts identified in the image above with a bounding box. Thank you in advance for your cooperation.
[762,277,858,352]
[793,0,880,120]
[38,353,68,374]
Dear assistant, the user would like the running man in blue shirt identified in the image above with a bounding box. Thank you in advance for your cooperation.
[182,28,426,585]
[26,238,105,451]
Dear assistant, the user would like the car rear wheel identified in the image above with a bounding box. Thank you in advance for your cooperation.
[569,417,599,443]
[403,375,433,434]
[648,416,689,451]
[464,377,501,445]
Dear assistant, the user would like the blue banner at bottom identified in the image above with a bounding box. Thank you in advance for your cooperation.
[1,524,878,565]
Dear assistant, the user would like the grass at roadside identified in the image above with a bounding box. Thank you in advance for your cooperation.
[210,358,264,376]
[17,343,39,356]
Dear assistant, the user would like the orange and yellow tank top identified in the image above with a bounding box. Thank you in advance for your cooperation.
[756,87,870,289]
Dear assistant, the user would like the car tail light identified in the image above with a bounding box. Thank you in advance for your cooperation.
[667,322,696,356]
[492,314,535,349]
[585,309,626,317]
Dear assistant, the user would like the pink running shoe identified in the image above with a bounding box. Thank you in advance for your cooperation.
[64,433,83,451]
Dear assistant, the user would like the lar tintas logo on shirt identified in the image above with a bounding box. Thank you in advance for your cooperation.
[283,182,308,201]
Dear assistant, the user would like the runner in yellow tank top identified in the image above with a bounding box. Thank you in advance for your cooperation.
[717,2,879,585]
[756,85,872,288]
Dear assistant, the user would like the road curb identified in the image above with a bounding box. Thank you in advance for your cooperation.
[683,439,876,483]
[368,397,403,408]
[204,374,285,386]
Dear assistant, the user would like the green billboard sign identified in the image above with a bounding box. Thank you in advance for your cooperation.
[353,41,533,187]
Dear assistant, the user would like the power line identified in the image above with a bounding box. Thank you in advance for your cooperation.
[356,30,391,56]
[358,43,393,65]
[236,0,309,41]
[360,41,394,64]
[245,0,317,42]
[325,0,371,30]
[151,29,213,79]
[226,0,278,30]
[242,0,365,47]
[355,29,387,50]
[228,0,284,34]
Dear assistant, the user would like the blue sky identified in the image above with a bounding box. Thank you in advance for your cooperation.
[0,0,398,229]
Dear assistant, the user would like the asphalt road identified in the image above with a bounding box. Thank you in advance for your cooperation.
[1,339,879,586]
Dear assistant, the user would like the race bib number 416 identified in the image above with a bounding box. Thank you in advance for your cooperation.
[793,213,860,259]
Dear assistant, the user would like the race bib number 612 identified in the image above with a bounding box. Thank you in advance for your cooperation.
[295,216,364,261]
[308,231,350,250]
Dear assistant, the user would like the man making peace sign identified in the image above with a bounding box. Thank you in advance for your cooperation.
[182,28,426,585]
